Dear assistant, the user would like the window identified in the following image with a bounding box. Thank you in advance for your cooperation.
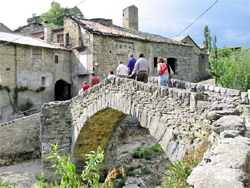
[42,77,50,86]
[55,55,58,64]
[32,48,43,59]
[66,33,69,46]
[57,34,63,43]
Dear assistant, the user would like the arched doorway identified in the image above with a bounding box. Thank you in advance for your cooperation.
[167,58,177,74]
[54,80,71,101]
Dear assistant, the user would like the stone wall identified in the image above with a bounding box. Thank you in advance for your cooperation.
[199,53,211,80]
[0,113,41,166]
[187,116,250,187]
[40,77,250,182]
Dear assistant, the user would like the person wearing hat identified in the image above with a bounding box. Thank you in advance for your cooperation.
[116,60,127,78]
[127,53,137,80]
[82,81,90,91]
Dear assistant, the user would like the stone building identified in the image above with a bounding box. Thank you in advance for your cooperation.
[0,5,211,123]
[171,35,211,80]
[63,14,210,95]
[0,31,71,123]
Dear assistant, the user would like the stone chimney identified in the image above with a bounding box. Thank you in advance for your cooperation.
[44,25,52,44]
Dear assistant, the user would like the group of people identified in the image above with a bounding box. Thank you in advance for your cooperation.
[78,73,100,95]
[79,53,172,95]
[113,53,150,83]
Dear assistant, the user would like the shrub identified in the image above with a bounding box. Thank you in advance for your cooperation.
[46,143,125,188]
[35,86,46,92]
[26,100,33,108]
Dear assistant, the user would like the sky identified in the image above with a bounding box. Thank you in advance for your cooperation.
[0,0,249,48]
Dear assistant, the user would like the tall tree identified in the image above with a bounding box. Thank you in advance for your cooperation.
[207,46,250,91]
[203,25,212,52]
[41,2,76,27]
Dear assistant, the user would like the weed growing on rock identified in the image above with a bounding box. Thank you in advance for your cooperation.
[162,137,211,187]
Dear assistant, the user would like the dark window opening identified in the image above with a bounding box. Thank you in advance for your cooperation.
[167,58,177,75]
[154,57,158,68]
[54,80,71,101]
[55,55,58,64]
[66,33,69,46]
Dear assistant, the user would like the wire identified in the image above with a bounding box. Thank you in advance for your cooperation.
[0,0,87,47]
[176,0,218,37]
[155,0,218,53]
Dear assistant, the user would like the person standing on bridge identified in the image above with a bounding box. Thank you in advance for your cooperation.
[157,57,169,86]
[116,60,127,78]
[127,53,137,80]
[90,73,100,87]
[164,58,172,87]
[129,53,150,83]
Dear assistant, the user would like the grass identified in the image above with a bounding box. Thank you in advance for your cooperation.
[0,177,18,188]
[132,143,164,160]
[162,136,211,188]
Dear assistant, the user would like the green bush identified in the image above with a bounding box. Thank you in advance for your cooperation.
[35,86,46,92]
[44,143,125,188]
[26,100,33,108]
[208,46,250,91]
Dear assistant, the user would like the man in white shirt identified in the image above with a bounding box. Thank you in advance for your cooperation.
[116,60,127,78]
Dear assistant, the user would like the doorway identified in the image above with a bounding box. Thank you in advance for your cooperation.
[54,80,71,101]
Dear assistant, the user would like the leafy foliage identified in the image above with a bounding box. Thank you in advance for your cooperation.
[0,177,18,188]
[203,25,212,52]
[132,143,164,159]
[41,2,77,27]
[35,86,46,92]
[45,143,125,188]
[25,100,34,108]
[207,46,250,91]
[162,160,191,187]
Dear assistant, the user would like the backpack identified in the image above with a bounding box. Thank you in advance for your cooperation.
[166,64,174,78]
[159,64,167,75]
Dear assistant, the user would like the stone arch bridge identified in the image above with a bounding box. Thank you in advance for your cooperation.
[40,77,250,184]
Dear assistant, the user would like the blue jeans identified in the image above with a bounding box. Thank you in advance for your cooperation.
[158,73,168,86]
[167,75,171,87]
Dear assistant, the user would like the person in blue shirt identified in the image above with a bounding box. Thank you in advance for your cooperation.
[127,53,137,80]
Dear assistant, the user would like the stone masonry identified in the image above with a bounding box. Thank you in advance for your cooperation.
[0,113,41,166]
[40,76,250,183]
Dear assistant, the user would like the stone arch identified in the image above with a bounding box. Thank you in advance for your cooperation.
[72,108,127,172]
[54,79,71,101]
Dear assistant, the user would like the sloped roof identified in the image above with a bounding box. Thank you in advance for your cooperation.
[170,35,188,42]
[67,15,189,46]
[0,23,12,33]
[0,32,68,50]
